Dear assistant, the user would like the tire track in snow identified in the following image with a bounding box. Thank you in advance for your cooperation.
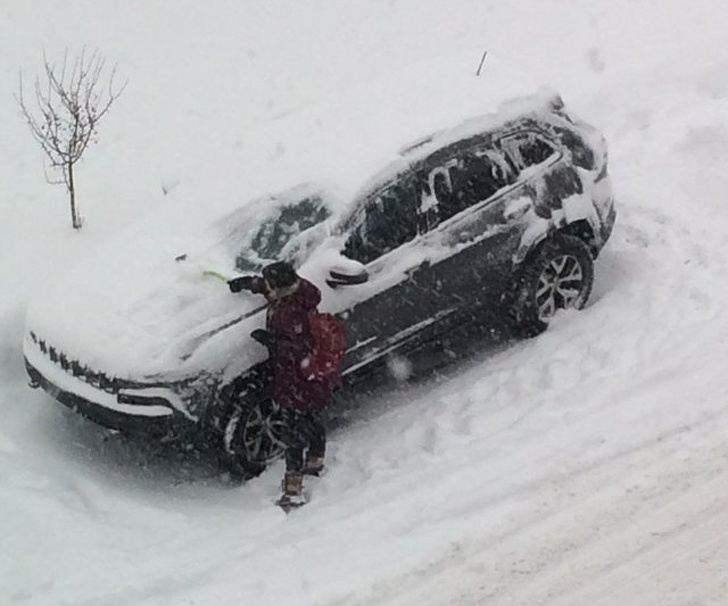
[313,374,728,606]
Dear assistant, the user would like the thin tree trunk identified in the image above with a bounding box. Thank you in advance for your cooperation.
[68,161,81,229]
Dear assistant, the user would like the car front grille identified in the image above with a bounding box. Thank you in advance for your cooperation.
[28,330,120,394]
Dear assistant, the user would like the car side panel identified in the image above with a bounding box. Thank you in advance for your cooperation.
[335,248,447,372]
[416,183,537,330]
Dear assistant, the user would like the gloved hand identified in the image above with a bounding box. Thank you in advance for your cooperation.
[228,276,257,293]
[251,328,275,349]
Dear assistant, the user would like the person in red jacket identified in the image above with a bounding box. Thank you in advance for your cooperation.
[229,261,334,509]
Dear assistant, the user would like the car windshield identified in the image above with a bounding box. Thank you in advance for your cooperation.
[233,192,331,272]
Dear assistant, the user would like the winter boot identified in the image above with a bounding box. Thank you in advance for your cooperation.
[302,454,325,477]
[277,471,306,511]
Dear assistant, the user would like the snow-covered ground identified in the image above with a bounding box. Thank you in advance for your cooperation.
[2,1,728,604]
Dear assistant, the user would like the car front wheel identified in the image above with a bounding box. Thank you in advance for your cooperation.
[512,233,594,337]
[222,399,288,479]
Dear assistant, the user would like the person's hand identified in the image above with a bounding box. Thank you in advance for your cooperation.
[228,276,256,293]
[251,329,275,349]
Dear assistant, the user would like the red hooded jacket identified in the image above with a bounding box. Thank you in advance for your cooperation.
[264,278,335,411]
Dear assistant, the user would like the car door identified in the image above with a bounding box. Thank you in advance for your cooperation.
[411,133,560,324]
[332,175,450,371]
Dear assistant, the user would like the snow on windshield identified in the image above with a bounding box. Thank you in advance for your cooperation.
[229,193,331,272]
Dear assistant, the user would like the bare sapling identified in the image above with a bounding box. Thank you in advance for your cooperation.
[17,49,126,229]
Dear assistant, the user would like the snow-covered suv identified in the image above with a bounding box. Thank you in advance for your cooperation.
[23,70,615,477]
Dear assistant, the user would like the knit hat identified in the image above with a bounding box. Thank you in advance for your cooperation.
[262,261,298,289]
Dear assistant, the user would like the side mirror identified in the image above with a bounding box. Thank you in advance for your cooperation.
[326,260,368,288]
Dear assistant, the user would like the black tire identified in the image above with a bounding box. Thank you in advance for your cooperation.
[511,233,594,337]
[221,399,289,479]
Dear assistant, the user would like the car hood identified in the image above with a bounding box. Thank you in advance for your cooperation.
[24,196,328,383]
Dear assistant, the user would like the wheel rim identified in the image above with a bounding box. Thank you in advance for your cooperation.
[226,401,288,464]
[535,254,584,321]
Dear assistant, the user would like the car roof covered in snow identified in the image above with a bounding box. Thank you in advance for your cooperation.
[173,51,557,225]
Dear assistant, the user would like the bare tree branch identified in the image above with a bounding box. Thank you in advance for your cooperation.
[16,48,126,229]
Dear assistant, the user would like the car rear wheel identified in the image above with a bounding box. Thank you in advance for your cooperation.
[221,399,288,479]
[511,233,594,337]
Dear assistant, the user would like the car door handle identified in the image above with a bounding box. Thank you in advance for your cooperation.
[504,199,531,220]
[406,259,431,278]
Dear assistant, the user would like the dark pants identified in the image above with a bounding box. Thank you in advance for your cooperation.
[281,408,326,472]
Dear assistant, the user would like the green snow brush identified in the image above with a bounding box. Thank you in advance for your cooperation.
[202,269,230,283]
[174,254,230,284]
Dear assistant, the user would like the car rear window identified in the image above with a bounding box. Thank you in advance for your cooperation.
[557,128,596,170]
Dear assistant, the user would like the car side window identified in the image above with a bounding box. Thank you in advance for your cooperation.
[557,128,595,170]
[500,132,556,172]
[423,151,514,224]
[343,181,419,264]
[452,153,513,210]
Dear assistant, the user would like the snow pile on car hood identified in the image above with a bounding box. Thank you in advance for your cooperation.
[23,195,313,380]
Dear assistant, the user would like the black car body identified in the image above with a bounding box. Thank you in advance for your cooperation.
[24,88,614,476]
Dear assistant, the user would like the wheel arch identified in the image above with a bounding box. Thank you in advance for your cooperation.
[508,229,595,337]
[205,362,270,433]
[559,219,599,257]
[515,219,597,269]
